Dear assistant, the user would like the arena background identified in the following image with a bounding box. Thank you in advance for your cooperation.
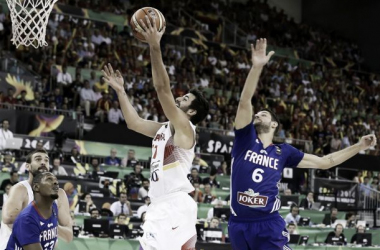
[0,0,379,249]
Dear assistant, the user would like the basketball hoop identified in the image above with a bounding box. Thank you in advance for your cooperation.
[5,0,58,48]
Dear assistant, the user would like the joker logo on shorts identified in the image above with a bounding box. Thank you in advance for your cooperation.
[237,189,268,208]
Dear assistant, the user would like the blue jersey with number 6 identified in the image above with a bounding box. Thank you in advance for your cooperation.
[230,122,304,221]
[6,201,58,250]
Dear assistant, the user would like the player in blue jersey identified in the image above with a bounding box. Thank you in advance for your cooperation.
[6,172,59,250]
[229,38,377,250]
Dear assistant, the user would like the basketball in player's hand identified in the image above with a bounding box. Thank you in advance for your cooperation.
[130,7,166,43]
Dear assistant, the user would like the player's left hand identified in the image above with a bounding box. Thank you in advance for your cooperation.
[135,15,166,47]
[358,134,377,150]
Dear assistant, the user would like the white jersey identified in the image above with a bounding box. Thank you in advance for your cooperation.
[148,121,195,200]
[0,180,34,249]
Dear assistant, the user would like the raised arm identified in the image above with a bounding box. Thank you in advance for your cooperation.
[102,64,162,138]
[2,184,28,225]
[136,16,194,148]
[298,134,377,169]
[57,188,73,242]
[235,39,274,129]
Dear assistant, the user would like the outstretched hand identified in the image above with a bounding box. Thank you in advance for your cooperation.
[135,15,166,47]
[358,134,377,151]
[251,38,275,67]
[102,63,124,93]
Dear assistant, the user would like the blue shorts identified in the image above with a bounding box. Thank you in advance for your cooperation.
[228,215,291,250]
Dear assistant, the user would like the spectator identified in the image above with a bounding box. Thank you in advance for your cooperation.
[353,171,363,183]
[351,225,366,244]
[121,149,138,168]
[3,88,17,105]
[115,213,128,226]
[0,153,16,172]
[105,148,121,166]
[100,202,114,217]
[80,80,96,117]
[202,169,220,188]
[138,179,150,200]
[287,222,299,235]
[189,181,203,203]
[74,193,96,215]
[283,189,292,196]
[89,158,104,179]
[0,170,19,191]
[202,183,216,204]
[94,76,108,93]
[345,212,356,228]
[371,177,379,190]
[325,223,346,245]
[90,208,100,219]
[108,101,124,124]
[137,196,151,219]
[65,147,81,164]
[63,181,78,210]
[299,191,314,210]
[207,217,225,242]
[285,205,301,225]
[3,183,12,204]
[187,168,202,184]
[50,158,68,176]
[125,164,144,198]
[94,91,111,123]
[0,119,14,151]
[323,207,339,226]
[110,192,132,217]
[360,177,371,196]
[57,66,73,89]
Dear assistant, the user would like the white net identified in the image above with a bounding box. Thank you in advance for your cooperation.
[5,0,58,48]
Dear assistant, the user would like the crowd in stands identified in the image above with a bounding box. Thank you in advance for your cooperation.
[0,1,379,158]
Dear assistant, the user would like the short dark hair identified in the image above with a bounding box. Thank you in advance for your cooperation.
[260,108,280,134]
[32,172,52,192]
[287,222,296,228]
[345,212,355,220]
[188,88,209,125]
[10,170,18,177]
[90,208,99,214]
[117,213,126,219]
[26,149,48,163]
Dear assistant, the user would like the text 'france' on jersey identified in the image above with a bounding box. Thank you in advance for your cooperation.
[6,201,58,250]
[230,122,304,221]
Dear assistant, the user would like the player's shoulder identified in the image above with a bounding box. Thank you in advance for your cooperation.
[17,204,38,222]
[9,181,29,197]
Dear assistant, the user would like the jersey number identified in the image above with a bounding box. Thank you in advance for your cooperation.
[43,240,55,250]
[151,169,159,182]
[252,168,264,183]
[153,145,158,159]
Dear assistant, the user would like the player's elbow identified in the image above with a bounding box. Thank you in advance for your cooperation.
[319,157,331,170]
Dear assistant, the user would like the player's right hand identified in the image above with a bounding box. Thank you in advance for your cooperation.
[102,63,125,93]
[251,38,275,68]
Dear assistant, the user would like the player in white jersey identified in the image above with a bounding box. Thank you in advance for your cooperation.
[102,18,209,250]
[0,149,73,249]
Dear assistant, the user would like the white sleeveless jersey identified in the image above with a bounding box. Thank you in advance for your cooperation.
[0,180,34,249]
[148,121,196,200]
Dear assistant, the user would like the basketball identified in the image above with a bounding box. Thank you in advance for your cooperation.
[130,7,166,43]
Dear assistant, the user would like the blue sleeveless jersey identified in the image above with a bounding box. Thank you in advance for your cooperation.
[230,122,304,221]
[6,201,59,250]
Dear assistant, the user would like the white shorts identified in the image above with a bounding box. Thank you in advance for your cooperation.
[0,221,12,249]
[139,192,197,250]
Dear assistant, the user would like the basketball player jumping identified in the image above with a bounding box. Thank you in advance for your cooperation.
[6,172,60,250]
[229,38,377,250]
[102,16,209,250]
[0,149,72,249]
